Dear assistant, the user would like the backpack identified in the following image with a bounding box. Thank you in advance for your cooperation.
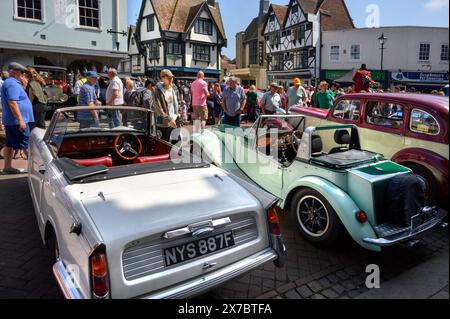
[127,89,145,107]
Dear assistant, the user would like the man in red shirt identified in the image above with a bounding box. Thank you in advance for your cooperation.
[353,64,375,93]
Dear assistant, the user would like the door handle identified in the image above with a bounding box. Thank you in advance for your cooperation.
[39,165,47,175]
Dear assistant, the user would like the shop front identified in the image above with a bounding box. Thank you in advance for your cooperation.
[321,69,390,88]
[146,66,222,84]
[391,71,449,92]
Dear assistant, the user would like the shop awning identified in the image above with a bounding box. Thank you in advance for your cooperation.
[334,69,355,83]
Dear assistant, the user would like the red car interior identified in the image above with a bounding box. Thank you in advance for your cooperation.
[72,156,113,167]
[58,135,172,167]
[134,154,170,164]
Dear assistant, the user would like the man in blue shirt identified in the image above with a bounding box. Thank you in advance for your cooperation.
[1,63,34,174]
[221,77,246,127]
[77,71,102,129]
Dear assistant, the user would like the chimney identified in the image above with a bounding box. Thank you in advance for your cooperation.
[207,0,216,7]
[259,0,270,24]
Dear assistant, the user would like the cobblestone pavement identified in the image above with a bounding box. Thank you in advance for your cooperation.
[0,174,448,299]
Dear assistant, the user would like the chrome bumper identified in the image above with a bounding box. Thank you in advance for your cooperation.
[52,261,83,299]
[140,248,277,299]
[363,209,447,247]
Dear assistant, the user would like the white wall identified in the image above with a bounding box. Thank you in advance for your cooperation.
[321,27,449,72]
[140,0,161,42]
[189,10,218,43]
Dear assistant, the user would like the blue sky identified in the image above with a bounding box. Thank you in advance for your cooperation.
[127,0,449,59]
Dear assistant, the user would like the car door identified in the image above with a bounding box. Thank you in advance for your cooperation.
[236,118,284,198]
[359,100,406,159]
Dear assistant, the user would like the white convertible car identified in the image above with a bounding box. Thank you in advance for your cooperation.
[28,106,286,299]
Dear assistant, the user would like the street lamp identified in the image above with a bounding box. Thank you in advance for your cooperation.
[378,33,387,71]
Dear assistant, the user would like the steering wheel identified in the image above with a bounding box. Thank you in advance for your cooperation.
[114,134,143,161]
[290,131,304,153]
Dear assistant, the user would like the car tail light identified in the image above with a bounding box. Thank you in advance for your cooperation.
[268,206,281,236]
[89,245,110,299]
[355,210,368,224]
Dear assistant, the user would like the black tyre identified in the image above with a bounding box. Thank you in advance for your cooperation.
[47,230,60,262]
[290,188,345,247]
[404,163,438,206]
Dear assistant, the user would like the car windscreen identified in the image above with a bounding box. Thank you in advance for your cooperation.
[47,108,149,153]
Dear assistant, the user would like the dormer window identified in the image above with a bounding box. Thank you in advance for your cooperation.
[194,18,213,35]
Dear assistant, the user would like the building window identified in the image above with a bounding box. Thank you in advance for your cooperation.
[16,0,43,21]
[167,42,182,55]
[147,15,155,32]
[249,41,258,65]
[350,44,361,61]
[330,45,340,62]
[149,42,160,60]
[194,18,213,35]
[292,5,299,14]
[440,44,449,61]
[419,43,430,61]
[193,45,210,62]
[269,14,275,22]
[78,0,100,28]
[299,24,306,41]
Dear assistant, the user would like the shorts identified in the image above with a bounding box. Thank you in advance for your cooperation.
[4,124,30,150]
[193,105,209,121]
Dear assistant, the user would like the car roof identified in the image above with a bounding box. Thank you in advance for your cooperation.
[339,93,449,116]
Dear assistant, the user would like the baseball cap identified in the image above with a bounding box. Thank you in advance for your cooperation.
[86,70,99,78]
[8,62,27,73]
[293,78,301,86]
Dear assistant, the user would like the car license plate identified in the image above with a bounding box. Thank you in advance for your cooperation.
[163,231,235,267]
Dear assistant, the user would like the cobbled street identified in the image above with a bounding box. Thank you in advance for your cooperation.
[1,172,448,299]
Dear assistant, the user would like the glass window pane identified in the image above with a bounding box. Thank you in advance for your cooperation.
[410,109,440,135]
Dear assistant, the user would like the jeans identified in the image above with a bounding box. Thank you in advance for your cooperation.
[223,114,241,127]
[107,110,122,128]
[79,118,100,130]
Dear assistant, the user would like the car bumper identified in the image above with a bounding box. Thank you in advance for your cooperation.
[139,248,277,299]
[53,261,84,299]
[363,209,447,247]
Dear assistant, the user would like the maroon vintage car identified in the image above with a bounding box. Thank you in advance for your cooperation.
[291,93,449,207]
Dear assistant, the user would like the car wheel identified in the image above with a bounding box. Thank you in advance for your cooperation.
[291,188,344,247]
[47,231,60,262]
[404,163,438,206]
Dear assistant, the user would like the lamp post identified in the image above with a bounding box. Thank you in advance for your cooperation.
[378,33,387,71]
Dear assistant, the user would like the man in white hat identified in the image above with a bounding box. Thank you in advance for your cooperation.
[261,83,281,115]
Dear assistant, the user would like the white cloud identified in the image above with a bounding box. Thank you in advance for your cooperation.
[424,0,449,11]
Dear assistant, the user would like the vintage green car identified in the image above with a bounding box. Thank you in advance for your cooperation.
[192,115,447,252]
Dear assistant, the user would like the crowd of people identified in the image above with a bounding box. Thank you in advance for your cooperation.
[1,61,448,174]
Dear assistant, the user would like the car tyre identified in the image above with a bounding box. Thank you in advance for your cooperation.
[47,231,60,262]
[405,163,438,207]
[291,188,345,247]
